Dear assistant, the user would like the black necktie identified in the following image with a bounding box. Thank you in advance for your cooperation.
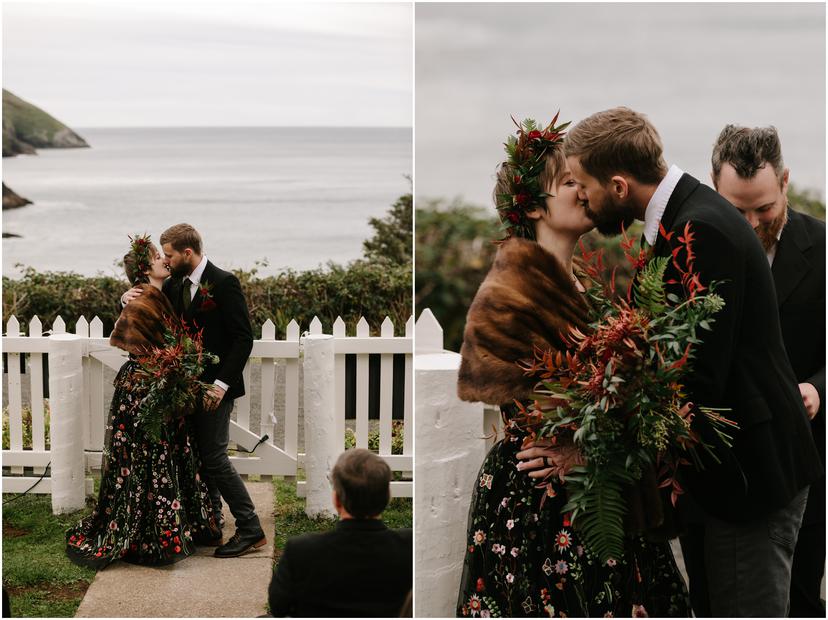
[181,277,192,311]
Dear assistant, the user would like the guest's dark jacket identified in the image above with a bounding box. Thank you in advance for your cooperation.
[268,519,412,617]
[772,208,825,525]
[162,260,253,401]
[654,174,822,522]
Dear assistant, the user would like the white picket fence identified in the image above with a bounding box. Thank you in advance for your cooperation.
[2,313,412,515]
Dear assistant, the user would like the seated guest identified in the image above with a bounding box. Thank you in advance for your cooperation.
[268,449,412,617]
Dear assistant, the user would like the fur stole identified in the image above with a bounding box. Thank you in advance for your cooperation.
[110,284,178,355]
[457,237,590,405]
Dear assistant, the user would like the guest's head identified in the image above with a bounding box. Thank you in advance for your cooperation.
[123,236,167,286]
[330,448,392,519]
[711,125,789,251]
[160,223,203,278]
[565,107,668,236]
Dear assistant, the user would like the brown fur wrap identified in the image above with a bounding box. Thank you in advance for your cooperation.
[110,284,178,355]
[457,237,590,404]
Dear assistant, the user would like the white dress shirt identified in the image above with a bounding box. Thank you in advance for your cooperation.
[183,254,209,300]
[643,165,685,246]
[767,228,784,266]
[185,255,229,393]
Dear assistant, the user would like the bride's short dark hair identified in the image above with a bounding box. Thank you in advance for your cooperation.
[492,147,566,241]
[124,241,157,285]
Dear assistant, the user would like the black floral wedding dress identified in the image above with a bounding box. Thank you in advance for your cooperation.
[66,359,219,569]
[457,405,691,618]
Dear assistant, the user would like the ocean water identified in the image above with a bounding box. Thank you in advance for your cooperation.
[2,126,412,278]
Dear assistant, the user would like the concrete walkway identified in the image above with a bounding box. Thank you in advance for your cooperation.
[75,481,275,618]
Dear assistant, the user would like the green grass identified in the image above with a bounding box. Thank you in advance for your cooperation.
[2,494,95,618]
[271,476,412,562]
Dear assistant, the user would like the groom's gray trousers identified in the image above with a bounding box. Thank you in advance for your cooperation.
[682,485,809,617]
[192,398,262,534]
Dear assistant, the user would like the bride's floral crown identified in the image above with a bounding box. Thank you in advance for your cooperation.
[127,234,153,285]
[495,113,570,240]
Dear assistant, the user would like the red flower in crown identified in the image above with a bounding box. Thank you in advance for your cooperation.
[507,212,521,224]
[527,130,542,140]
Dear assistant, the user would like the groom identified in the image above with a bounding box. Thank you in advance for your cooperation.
[124,223,266,558]
[563,107,822,617]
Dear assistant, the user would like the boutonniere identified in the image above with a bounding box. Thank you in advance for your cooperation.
[197,282,217,312]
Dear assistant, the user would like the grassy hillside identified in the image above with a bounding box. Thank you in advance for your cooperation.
[2,89,88,156]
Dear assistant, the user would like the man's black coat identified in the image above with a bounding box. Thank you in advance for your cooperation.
[772,207,825,525]
[268,519,412,617]
[652,174,822,521]
[162,260,253,401]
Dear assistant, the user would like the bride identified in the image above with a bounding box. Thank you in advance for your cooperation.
[66,236,220,568]
[455,117,690,617]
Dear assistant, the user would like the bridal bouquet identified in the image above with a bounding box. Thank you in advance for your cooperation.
[133,317,219,442]
[519,224,737,563]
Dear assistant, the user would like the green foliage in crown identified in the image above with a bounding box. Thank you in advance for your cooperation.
[496,113,571,240]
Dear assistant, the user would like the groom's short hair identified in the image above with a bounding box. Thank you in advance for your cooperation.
[565,107,667,185]
[330,448,392,518]
[160,223,202,254]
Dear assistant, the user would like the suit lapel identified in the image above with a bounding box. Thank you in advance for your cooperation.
[652,173,700,256]
[772,210,812,307]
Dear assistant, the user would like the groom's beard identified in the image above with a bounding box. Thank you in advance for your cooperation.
[583,193,636,237]
[169,263,190,279]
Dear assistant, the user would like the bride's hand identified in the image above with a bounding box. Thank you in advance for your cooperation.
[515,440,584,481]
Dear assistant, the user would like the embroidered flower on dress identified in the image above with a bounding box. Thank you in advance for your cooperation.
[468,594,482,616]
[632,604,648,618]
[511,546,519,557]
[555,529,572,551]
[473,530,486,545]
[506,519,515,530]
[506,573,514,583]
[554,560,569,575]
[606,558,617,567]
[479,473,493,489]
[171,499,181,510]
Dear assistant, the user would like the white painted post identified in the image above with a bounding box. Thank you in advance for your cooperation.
[6,316,24,475]
[355,317,370,448]
[414,309,488,618]
[29,316,46,475]
[379,317,394,455]
[48,333,87,514]
[302,334,338,518]
[333,317,347,450]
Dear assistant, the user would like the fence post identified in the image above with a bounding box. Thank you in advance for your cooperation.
[414,309,488,618]
[302,334,338,518]
[48,333,86,514]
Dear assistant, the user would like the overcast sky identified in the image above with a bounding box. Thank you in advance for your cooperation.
[416,3,826,204]
[3,1,412,127]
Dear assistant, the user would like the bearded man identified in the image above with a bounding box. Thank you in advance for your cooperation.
[710,125,825,617]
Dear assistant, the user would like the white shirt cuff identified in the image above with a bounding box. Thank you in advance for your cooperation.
[214,380,230,392]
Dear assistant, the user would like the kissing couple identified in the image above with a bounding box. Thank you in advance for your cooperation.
[66,223,267,568]
[456,107,821,617]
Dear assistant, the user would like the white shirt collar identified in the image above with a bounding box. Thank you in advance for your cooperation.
[187,255,209,285]
[643,165,684,246]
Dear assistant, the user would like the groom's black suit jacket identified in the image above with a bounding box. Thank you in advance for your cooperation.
[268,519,412,617]
[772,208,825,526]
[652,174,822,522]
[162,260,253,401]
